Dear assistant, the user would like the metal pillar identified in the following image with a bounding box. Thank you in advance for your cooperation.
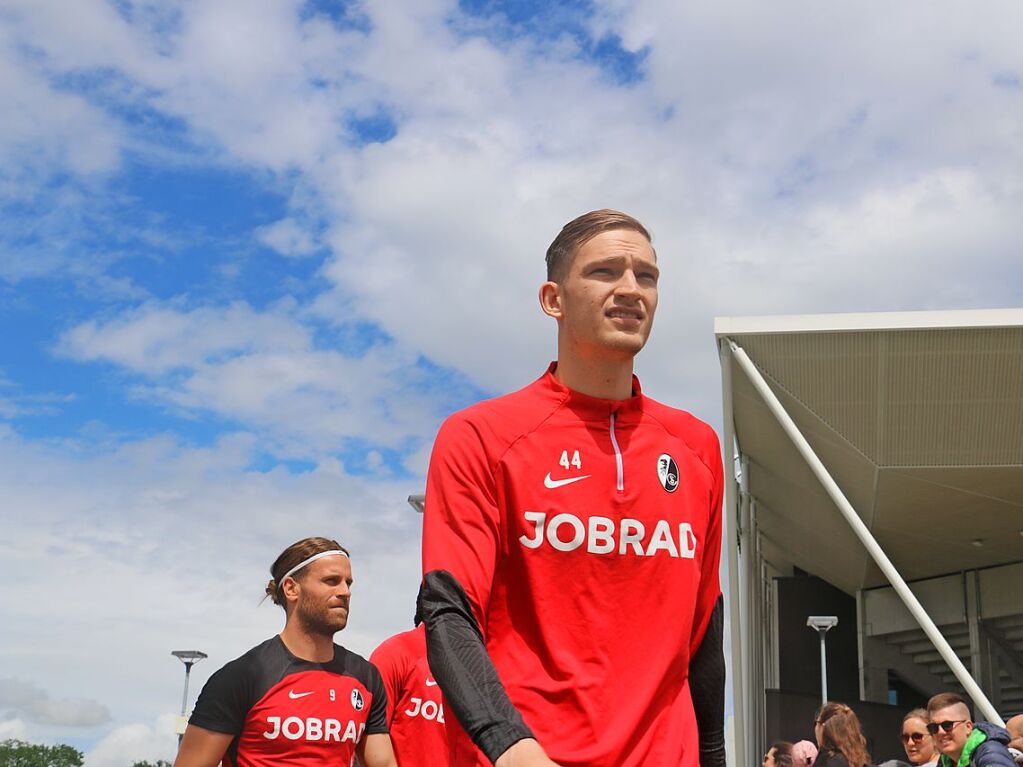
[727,339,1005,727]
[719,340,748,767]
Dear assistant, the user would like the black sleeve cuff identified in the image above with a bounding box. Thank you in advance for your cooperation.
[690,596,726,767]
[417,570,533,764]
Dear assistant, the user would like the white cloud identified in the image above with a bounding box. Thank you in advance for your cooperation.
[59,302,311,376]
[85,714,177,767]
[58,301,458,453]
[0,678,109,727]
[256,218,319,258]
[0,717,28,740]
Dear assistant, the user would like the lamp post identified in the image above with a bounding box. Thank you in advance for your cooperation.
[806,616,838,706]
[172,650,207,746]
[407,494,425,514]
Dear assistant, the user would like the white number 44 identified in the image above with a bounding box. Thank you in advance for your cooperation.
[559,450,582,470]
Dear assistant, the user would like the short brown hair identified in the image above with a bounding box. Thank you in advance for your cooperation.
[770,741,793,767]
[545,209,652,282]
[927,692,971,718]
[265,536,350,608]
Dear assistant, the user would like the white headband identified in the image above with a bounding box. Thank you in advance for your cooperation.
[279,549,349,590]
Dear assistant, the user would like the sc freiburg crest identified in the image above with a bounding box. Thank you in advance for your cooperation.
[351,688,364,711]
[657,454,680,493]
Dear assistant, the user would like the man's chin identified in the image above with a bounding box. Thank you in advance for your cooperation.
[600,333,648,356]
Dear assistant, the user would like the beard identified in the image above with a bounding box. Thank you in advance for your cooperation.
[295,596,349,637]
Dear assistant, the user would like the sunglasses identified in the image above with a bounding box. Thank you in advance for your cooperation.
[901,732,927,743]
[927,720,968,735]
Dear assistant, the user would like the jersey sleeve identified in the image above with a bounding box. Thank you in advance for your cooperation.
[421,412,503,628]
[364,662,390,736]
[188,661,252,736]
[369,635,408,725]
[689,426,724,656]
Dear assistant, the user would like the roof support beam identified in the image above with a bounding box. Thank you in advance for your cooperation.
[727,338,1005,726]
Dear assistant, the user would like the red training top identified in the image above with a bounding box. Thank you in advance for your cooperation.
[422,365,723,767]
[370,625,453,767]
[189,636,387,767]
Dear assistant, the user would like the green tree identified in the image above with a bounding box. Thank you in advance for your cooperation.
[0,739,84,767]
[129,761,172,767]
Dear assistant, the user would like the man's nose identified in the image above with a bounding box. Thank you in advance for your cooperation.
[614,270,642,297]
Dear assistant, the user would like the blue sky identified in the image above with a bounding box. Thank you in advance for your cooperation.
[2,0,1023,763]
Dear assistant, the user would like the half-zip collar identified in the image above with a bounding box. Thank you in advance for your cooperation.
[541,362,642,494]
[540,362,644,422]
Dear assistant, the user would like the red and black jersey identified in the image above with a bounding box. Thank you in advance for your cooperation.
[422,365,723,767]
[370,625,452,766]
[189,635,388,767]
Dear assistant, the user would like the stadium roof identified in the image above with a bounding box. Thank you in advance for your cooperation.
[715,308,1023,594]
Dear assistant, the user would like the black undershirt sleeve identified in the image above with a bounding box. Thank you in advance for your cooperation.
[417,569,534,765]
[690,595,726,767]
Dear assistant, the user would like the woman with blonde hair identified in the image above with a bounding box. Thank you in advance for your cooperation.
[812,701,872,767]
[901,707,938,766]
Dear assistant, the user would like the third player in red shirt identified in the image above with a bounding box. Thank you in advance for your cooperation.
[371,625,452,766]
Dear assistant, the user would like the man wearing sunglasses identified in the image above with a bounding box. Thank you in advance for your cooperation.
[925,692,1015,767]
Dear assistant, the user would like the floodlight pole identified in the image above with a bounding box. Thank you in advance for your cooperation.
[727,339,1005,727]
[172,650,207,746]
[807,616,838,706]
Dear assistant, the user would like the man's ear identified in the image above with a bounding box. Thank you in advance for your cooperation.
[539,281,562,320]
[280,576,300,606]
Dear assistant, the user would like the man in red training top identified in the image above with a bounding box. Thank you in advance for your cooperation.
[371,623,452,766]
[175,537,397,767]
[417,210,726,767]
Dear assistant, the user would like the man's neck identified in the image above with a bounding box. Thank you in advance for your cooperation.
[279,623,335,663]
[553,354,635,400]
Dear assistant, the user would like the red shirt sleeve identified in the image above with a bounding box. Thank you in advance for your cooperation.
[421,412,503,631]
[689,426,724,656]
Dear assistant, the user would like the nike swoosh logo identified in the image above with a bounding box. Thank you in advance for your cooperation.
[288,690,314,699]
[543,473,591,489]
[425,678,438,687]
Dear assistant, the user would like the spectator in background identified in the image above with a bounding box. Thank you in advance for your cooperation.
[793,740,820,766]
[926,692,1015,767]
[1005,714,1023,764]
[902,708,939,766]
[765,741,794,767]
[812,702,872,767]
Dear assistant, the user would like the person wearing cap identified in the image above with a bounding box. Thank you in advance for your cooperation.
[792,740,819,766]
[174,536,398,767]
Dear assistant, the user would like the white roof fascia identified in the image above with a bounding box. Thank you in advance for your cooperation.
[714,308,1023,337]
